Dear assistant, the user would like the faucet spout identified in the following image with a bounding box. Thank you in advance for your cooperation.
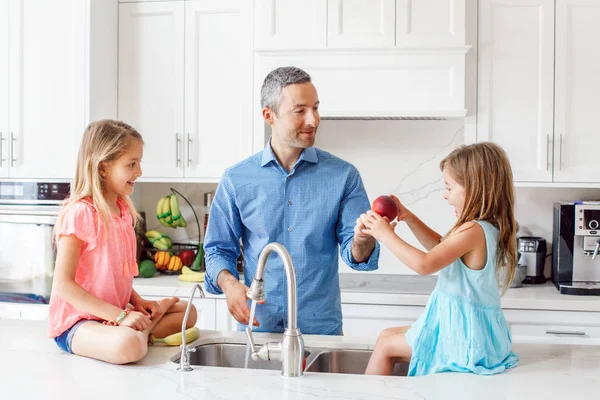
[246,242,304,377]
[251,242,297,330]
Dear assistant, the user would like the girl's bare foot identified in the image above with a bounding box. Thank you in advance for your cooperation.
[157,297,180,316]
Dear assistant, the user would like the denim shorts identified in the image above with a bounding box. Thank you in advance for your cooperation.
[54,320,92,354]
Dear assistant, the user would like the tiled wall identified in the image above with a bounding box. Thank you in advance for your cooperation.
[135,120,600,275]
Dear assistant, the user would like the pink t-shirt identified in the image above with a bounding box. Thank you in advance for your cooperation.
[48,197,139,338]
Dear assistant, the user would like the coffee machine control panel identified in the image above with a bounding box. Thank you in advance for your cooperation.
[575,204,600,236]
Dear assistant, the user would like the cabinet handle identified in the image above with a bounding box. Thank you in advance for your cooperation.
[187,133,192,167]
[175,133,181,167]
[559,134,563,171]
[0,132,4,167]
[10,132,16,167]
[546,134,551,171]
[545,329,585,336]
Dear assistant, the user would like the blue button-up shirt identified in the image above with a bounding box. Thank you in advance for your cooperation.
[204,143,379,335]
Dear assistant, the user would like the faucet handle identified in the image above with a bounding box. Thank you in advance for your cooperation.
[244,327,260,360]
[593,241,600,260]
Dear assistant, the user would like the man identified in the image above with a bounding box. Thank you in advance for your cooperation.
[204,66,379,335]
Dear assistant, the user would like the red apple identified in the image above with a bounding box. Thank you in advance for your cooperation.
[372,195,399,221]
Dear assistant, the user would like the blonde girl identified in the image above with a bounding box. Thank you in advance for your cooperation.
[48,120,197,364]
[360,142,519,376]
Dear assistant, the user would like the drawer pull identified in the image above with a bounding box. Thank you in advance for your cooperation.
[545,329,586,336]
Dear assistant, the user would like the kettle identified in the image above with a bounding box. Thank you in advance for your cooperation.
[518,236,547,284]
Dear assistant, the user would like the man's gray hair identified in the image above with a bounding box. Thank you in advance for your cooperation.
[260,66,312,114]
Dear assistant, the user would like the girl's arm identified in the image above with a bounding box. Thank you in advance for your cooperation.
[391,195,441,250]
[52,235,127,321]
[363,213,485,275]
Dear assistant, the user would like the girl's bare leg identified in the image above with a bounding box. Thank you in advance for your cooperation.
[365,325,412,376]
[150,300,197,339]
[70,297,179,364]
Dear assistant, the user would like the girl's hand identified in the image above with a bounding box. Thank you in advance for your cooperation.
[132,298,161,319]
[360,210,397,241]
[120,310,152,331]
[390,194,412,223]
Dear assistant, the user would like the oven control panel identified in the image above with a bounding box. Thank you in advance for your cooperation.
[0,181,71,203]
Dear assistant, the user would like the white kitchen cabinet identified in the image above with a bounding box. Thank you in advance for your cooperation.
[254,0,465,49]
[341,303,424,340]
[396,0,466,46]
[254,0,326,49]
[327,0,396,48]
[553,0,600,183]
[1,0,117,180]
[477,0,555,183]
[183,0,252,180]
[504,309,600,345]
[118,1,185,179]
[478,0,600,184]
[215,298,238,331]
[0,0,8,178]
[118,0,252,182]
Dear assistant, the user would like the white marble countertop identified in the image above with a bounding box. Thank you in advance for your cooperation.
[132,273,600,312]
[1,318,599,400]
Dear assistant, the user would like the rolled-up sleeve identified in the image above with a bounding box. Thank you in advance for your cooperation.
[337,166,380,271]
[204,172,243,294]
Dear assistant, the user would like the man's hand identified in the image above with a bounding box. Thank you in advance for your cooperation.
[219,271,263,326]
[352,217,377,263]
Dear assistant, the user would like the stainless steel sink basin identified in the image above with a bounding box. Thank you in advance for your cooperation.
[170,343,310,371]
[170,342,408,376]
[305,349,409,376]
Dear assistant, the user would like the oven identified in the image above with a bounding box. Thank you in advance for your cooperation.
[0,181,70,317]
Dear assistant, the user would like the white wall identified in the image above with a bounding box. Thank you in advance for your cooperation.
[135,120,600,276]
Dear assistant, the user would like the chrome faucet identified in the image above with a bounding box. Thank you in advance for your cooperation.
[178,283,205,372]
[244,242,305,377]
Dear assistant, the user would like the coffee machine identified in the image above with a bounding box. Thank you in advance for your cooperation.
[552,202,600,295]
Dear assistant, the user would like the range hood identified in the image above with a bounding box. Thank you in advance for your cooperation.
[255,46,470,120]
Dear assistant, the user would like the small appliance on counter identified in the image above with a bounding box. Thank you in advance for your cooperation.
[517,236,547,284]
[552,202,600,295]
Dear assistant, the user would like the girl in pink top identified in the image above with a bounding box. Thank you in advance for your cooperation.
[48,120,197,364]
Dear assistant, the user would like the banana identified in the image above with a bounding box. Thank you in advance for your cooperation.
[145,231,172,250]
[170,194,181,224]
[156,197,165,219]
[153,327,200,346]
[178,271,205,282]
[160,195,172,226]
[169,255,182,271]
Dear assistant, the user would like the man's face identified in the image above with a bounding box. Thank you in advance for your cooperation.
[266,82,320,150]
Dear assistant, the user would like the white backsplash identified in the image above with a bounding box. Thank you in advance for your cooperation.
[134,119,600,275]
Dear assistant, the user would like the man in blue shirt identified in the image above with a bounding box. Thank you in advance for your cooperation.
[204,66,379,335]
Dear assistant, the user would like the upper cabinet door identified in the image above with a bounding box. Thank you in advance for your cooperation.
[327,0,395,48]
[184,0,252,180]
[254,0,326,49]
[118,1,185,179]
[553,0,600,183]
[396,0,465,46]
[8,0,85,179]
[0,0,8,178]
[477,0,554,183]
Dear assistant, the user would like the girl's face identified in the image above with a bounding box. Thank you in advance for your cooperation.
[103,139,143,198]
[443,168,466,218]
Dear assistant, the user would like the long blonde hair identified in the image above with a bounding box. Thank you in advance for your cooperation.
[54,120,143,238]
[439,142,517,292]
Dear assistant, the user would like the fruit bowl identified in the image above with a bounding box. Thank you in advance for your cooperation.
[142,243,203,275]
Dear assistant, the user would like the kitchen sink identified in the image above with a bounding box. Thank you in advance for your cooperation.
[305,349,408,376]
[171,343,408,376]
[170,343,311,371]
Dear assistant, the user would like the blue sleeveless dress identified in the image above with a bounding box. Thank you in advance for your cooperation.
[405,220,519,376]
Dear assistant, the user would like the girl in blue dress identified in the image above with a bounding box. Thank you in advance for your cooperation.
[360,142,519,376]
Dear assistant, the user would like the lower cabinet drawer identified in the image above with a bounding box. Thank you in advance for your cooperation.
[504,309,600,345]
[341,303,424,340]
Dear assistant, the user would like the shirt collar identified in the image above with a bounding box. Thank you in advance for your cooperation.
[260,140,319,167]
